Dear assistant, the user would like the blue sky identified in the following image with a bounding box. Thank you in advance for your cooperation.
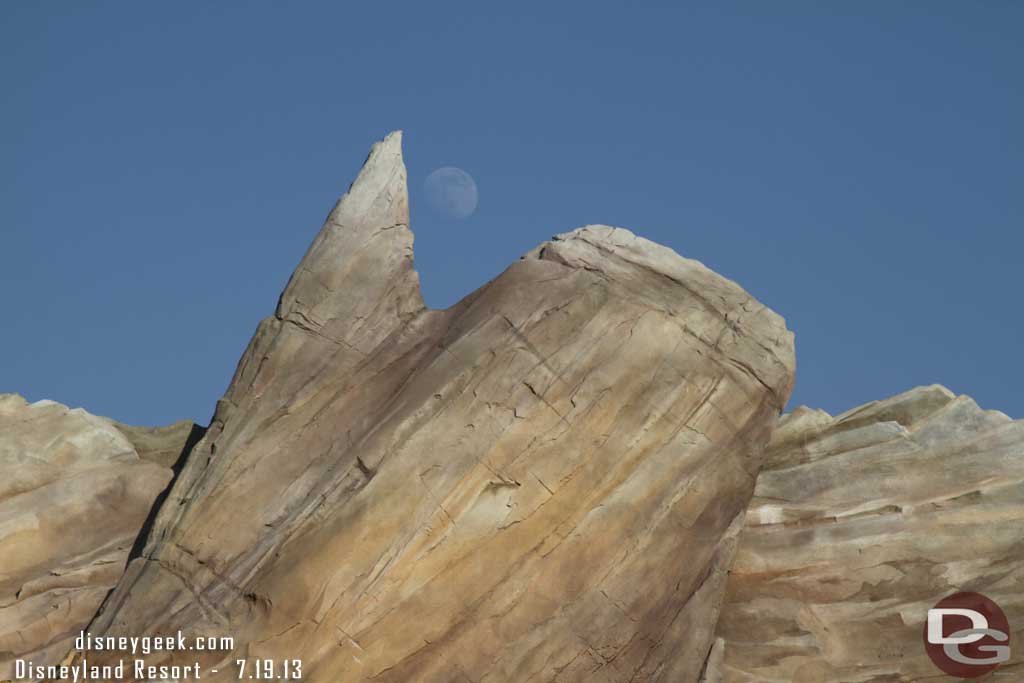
[2,2,1021,426]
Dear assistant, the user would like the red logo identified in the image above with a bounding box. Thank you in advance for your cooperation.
[924,592,1011,678]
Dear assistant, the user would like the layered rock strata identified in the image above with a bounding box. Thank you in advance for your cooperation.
[85,132,796,682]
[0,396,180,679]
[708,385,1024,682]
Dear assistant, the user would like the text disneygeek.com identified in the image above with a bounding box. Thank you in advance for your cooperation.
[13,630,304,680]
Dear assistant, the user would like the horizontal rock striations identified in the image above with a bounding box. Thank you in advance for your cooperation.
[86,132,796,682]
[9,131,1019,683]
[0,396,183,679]
[708,386,1024,682]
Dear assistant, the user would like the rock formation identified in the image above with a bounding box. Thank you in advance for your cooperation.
[82,131,796,682]
[707,386,1024,681]
[0,396,193,679]
[112,419,206,471]
[10,131,1017,683]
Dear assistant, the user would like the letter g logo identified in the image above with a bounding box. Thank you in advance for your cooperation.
[924,592,1011,678]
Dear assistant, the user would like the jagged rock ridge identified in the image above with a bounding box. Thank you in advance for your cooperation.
[84,131,796,682]
[0,396,198,679]
[706,385,1024,682]
[5,132,1021,683]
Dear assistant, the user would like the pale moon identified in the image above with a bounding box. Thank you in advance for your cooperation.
[423,167,478,219]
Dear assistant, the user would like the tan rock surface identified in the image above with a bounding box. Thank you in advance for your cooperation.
[112,419,206,470]
[709,386,1024,681]
[0,395,175,678]
[87,132,795,682]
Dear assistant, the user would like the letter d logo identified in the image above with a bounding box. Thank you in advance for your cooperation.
[924,592,1011,678]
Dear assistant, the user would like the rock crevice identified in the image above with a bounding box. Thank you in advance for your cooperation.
[10,132,1012,683]
[79,132,795,683]
[0,396,199,680]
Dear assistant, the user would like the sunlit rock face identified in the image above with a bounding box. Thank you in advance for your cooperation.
[0,396,179,679]
[707,386,1024,682]
[85,132,795,682]
[10,131,1021,683]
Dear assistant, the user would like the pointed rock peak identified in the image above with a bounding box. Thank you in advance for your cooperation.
[276,131,423,345]
[326,130,408,232]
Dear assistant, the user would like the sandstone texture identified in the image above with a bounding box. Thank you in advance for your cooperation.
[0,396,178,678]
[5,131,1022,683]
[708,386,1024,682]
[112,419,206,471]
[85,131,796,682]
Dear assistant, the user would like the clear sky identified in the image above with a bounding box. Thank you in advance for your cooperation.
[3,2,1021,426]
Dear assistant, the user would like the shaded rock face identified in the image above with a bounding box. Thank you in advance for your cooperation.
[112,420,206,471]
[88,132,796,682]
[709,386,1024,682]
[0,396,177,678]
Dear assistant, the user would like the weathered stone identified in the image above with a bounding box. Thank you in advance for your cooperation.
[85,132,795,682]
[709,386,1024,682]
[0,396,175,679]
[112,419,206,470]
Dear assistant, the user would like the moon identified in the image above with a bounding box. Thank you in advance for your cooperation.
[423,167,478,219]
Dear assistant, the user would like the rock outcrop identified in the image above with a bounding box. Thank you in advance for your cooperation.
[7,131,1021,683]
[84,131,796,681]
[0,396,180,678]
[112,419,206,471]
[708,386,1024,681]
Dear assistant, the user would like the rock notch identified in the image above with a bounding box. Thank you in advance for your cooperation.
[83,132,795,682]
